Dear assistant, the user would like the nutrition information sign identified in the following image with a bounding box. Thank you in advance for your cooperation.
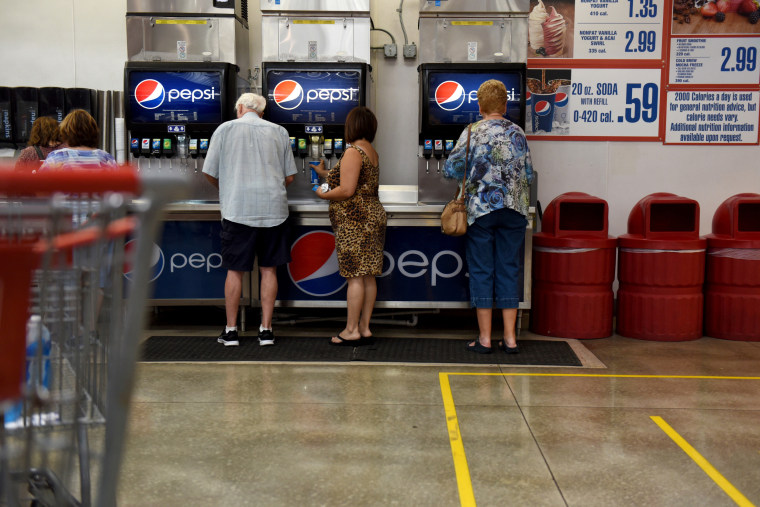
[526,0,664,141]
[525,0,760,144]
[666,0,760,145]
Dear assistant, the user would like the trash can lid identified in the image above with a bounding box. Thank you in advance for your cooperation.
[705,234,760,249]
[618,234,706,250]
[534,233,617,249]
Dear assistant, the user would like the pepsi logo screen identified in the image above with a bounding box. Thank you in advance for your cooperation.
[127,71,223,125]
[427,72,523,126]
[265,70,361,126]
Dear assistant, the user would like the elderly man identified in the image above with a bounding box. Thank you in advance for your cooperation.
[203,93,297,346]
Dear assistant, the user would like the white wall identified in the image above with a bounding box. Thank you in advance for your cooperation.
[2,0,758,237]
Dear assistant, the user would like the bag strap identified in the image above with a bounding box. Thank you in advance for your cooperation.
[456,124,472,200]
[33,145,44,160]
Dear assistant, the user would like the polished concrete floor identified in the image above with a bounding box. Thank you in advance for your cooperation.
[117,308,760,506]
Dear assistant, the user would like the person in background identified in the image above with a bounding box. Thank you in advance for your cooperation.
[442,79,534,354]
[38,109,119,340]
[203,92,297,347]
[40,109,117,170]
[313,106,386,346]
[14,116,62,171]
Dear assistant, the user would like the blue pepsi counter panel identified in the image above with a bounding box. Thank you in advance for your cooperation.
[151,199,534,311]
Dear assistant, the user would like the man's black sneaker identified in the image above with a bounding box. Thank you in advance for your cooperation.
[217,329,239,347]
[258,329,275,346]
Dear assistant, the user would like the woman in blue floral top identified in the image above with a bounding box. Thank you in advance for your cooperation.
[442,79,534,354]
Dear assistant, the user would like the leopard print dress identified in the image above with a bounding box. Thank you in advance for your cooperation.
[327,144,387,278]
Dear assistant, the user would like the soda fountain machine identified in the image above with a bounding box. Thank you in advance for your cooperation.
[416,0,529,204]
[125,0,251,200]
[261,61,369,201]
[259,0,371,203]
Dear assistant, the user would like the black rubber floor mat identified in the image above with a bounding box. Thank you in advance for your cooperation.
[141,336,582,366]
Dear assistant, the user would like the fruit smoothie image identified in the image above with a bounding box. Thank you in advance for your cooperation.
[672,0,760,34]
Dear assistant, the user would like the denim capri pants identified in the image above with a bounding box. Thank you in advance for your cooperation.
[465,207,527,309]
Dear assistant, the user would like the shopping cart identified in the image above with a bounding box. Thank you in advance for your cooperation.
[0,166,188,506]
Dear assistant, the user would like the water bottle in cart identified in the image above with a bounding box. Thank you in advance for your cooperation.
[3,315,51,428]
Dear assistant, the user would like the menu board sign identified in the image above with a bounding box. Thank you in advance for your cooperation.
[526,67,661,139]
[525,0,760,144]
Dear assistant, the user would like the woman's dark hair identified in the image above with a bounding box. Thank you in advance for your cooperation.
[59,109,100,148]
[28,116,61,147]
[344,106,377,143]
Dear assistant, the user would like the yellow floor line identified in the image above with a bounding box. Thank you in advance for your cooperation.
[439,372,476,507]
[439,373,760,506]
[445,373,760,380]
[651,416,755,507]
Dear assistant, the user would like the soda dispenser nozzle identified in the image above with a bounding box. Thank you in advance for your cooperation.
[188,138,199,159]
[334,138,344,160]
[309,134,323,159]
[323,139,333,170]
[422,139,433,174]
[130,138,140,160]
[444,140,454,158]
[433,140,443,173]
[297,138,308,172]
[177,134,188,160]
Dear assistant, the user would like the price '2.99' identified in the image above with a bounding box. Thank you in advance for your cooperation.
[721,46,758,72]
[625,31,657,53]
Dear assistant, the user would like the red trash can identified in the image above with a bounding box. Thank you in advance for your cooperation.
[704,193,760,341]
[531,192,617,339]
[617,193,706,341]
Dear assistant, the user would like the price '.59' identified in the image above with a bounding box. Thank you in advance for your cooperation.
[624,83,658,123]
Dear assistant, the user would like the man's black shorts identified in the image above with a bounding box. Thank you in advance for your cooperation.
[220,218,291,271]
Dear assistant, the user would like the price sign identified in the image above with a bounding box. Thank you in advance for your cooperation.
[670,37,760,84]
[528,68,661,138]
[574,0,663,59]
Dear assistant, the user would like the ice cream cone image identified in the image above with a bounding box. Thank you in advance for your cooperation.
[529,0,549,55]
[542,6,566,56]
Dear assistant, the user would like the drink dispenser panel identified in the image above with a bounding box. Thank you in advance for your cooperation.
[12,87,39,146]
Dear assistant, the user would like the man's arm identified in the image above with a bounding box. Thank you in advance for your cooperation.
[205,173,219,189]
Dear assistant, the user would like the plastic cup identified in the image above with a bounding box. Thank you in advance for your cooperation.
[525,90,533,133]
[553,84,571,125]
[531,92,556,133]
[308,161,320,185]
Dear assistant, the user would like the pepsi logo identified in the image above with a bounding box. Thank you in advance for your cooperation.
[287,231,346,297]
[435,81,466,111]
[554,92,568,108]
[525,90,532,103]
[534,100,553,117]
[273,80,305,110]
[134,79,166,110]
[123,240,165,283]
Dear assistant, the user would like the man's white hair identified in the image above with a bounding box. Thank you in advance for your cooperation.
[236,93,266,114]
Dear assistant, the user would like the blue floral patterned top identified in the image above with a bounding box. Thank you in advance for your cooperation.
[442,119,534,225]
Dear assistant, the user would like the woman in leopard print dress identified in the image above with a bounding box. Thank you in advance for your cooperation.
[315,107,386,345]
